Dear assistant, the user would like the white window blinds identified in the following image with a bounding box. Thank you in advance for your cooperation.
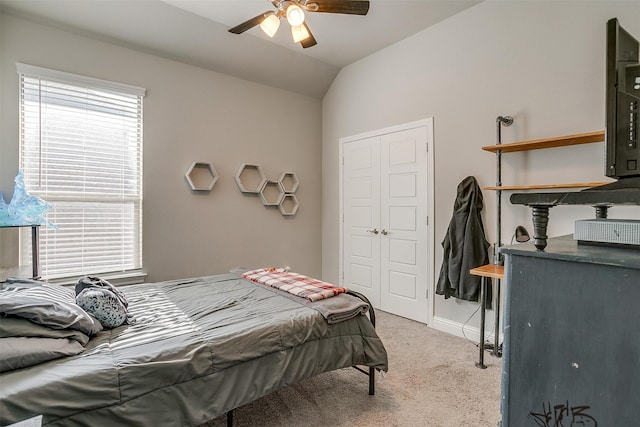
[18,63,145,280]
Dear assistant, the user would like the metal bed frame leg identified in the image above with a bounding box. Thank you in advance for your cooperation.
[226,409,233,427]
[347,290,378,396]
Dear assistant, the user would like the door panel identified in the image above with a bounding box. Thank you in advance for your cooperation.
[351,176,373,199]
[343,136,381,307]
[388,270,417,298]
[350,263,374,289]
[389,173,416,198]
[389,206,417,231]
[351,206,373,227]
[380,127,428,323]
[389,238,417,265]
[351,235,373,258]
[388,138,417,165]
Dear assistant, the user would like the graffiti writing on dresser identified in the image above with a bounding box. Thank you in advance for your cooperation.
[529,401,598,427]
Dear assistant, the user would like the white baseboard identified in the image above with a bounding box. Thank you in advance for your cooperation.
[431,315,479,342]
[431,315,502,345]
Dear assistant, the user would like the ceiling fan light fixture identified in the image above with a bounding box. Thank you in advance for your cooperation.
[286,4,305,26]
[291,24,310,43]
[260,14,280,37]
[228,0,370,48]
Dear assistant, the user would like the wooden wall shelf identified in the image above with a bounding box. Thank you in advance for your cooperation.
[483,181,610,191]
[482,130,604,153]
[470,264,505,279]
[482,125,610,252]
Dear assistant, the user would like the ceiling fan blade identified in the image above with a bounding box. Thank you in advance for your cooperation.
[300,22,317,48]
[228,12,272,34]
[309,0,370,15]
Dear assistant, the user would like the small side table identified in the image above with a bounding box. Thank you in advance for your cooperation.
[0,224,40,279]
[469,263,504,369]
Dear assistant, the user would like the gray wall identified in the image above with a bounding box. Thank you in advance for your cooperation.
[322,1,640,335]
[0,13,323,282]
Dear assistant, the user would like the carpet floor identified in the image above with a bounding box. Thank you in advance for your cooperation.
[203,310,502,427]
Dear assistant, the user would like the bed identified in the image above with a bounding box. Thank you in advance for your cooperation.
[0,271,388,426]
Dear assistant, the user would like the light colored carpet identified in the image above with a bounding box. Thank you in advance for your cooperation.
[203,310,502,427]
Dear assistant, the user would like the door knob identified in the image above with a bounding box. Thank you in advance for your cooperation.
[381,229,389,235]
[367,228,379,235]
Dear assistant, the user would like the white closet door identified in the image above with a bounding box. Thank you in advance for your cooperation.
[380,127,428,323]
[343,136,382,307]
[341,122,431,324]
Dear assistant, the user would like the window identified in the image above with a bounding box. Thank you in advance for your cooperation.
[18,64,145,281]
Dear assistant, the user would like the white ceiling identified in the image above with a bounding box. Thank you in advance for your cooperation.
[0,0,480,98]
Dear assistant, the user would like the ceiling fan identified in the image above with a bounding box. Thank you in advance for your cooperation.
[228,0,370,48]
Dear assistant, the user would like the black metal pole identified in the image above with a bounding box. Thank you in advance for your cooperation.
[495,115,513,264]
[493,116,513,358]
[476,277,487,369]
[31,225,40,279]
[369,367,375,395]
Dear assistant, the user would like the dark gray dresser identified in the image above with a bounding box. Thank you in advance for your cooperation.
[500,235,640,427]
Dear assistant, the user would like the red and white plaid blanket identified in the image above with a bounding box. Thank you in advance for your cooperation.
[242,268,347,302]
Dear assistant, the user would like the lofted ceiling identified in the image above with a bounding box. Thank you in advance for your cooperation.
[0,0,480,98]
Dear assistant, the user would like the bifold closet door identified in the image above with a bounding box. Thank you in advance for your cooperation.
[343,126,429,323]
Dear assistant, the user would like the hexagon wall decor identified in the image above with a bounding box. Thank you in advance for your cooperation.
[235,163,267,194]
[235,163,300,216]
[185,162,218,192]
[279,194,299,216]
[278,172,299,194]
[259,180,285,206]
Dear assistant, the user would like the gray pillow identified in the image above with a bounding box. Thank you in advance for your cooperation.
[0,337,85,372]
[0,284,102,336]
[0,316,89,345]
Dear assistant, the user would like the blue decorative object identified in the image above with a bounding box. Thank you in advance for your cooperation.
[0,170,56,228]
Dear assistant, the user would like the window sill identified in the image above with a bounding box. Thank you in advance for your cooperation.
[46,270,147,287]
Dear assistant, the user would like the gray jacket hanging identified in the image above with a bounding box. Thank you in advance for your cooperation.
[436,176,490,302]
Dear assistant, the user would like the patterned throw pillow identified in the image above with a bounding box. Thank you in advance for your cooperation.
[75,288,128,328]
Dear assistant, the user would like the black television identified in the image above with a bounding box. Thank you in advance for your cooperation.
[606,18,640,180]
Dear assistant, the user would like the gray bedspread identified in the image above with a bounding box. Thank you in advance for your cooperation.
[0,273,388,426]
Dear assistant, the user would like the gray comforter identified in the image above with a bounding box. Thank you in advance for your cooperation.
[0,273,388,426]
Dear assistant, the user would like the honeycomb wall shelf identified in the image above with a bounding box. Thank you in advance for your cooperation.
[235,163,266,194]
[259,180,285,206]
[278,172,299,194]
[185,162,218,192]
[235,163,300,216]
[279,194,299,216]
